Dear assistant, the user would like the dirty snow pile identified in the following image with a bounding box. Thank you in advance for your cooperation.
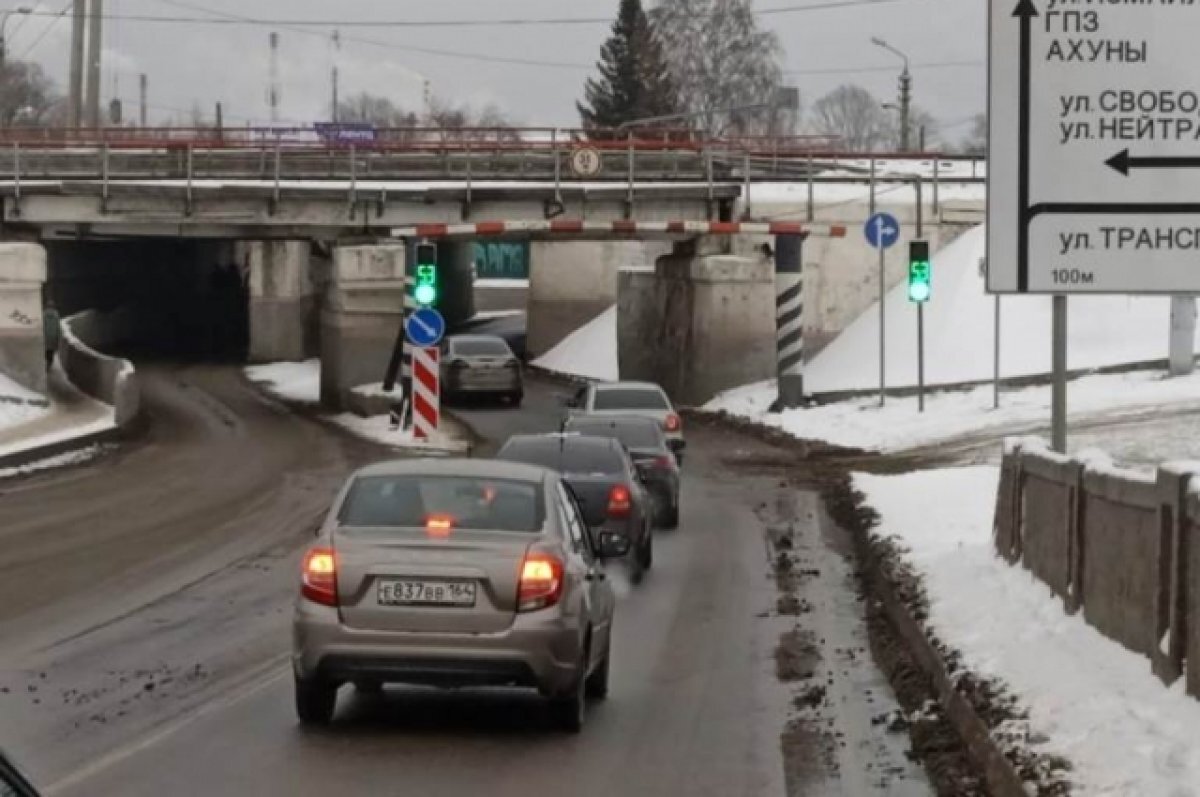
[0,373,50,432]
[708,368,1200,454]
[532,305,618,381]
[856,467,1200,795]
[243,361,465,452]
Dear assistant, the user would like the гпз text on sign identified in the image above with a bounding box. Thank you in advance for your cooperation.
[989,0,1200,294]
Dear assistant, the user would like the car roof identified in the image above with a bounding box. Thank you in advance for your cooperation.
[447,334,508,344]
[354,457,550,483]
[592,381,666,392]
[503,433,620,450]
[566,415,661,430]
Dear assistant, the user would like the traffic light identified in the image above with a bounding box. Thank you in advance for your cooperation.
[414,241,438,307]
[908,240,931,303]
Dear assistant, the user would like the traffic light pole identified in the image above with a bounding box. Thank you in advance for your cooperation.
[917,303,925,413]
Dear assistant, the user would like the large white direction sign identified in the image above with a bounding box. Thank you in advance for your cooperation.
[989,0,1200,293]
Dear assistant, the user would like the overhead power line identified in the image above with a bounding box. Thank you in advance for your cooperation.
[18,0,72,59]
[785,59,983,76]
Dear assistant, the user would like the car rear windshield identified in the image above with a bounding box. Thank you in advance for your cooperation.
[339,475,543,532]
[568,421,662,449]
[592,387,669,411]
[500,438,625,476]
[453,338,511,357]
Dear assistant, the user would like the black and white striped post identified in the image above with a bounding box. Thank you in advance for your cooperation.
[383,256,418,430]
[774,233,806,409]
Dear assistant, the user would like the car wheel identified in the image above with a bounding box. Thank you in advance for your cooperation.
[661,499,680,530]
[509,390,523,407]
[585,642,611,701]
[639,529,654,571]
[295,675,337,726]
[629,545,645,585]
[550,651,588,733]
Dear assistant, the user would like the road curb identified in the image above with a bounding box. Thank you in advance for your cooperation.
[0,425,124,471]
[687,408,1038,796]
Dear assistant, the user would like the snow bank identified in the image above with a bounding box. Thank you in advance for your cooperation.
[244,360,320,404]
[710,368,1200,453]
[856,467,1200,795]
[532,305,618,381]
[805,225,1200,394]
[0,373,49,432]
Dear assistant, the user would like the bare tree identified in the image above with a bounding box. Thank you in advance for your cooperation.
[959,112,986,155]
[0,60,61,127]
[651,0,791,137]
[881,105,941,151]
[810,84,891,151]
[337,92,419,127]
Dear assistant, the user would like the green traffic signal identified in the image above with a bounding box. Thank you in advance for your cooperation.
[908,241,931,304]
[414,243,438,307]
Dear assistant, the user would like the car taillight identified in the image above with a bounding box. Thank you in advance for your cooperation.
[607,484,633,518]
[302,547,338,607]
[664,413,682,432]
[654,455,674,469]
[518,553,564,612]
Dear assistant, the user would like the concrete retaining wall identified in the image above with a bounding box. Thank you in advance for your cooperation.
[994,441,1200,693]
[59,309,141,428]
[0,243,48,393]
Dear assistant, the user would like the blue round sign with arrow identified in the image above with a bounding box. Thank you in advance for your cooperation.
[864,212,901,250]
[405,307,446,348]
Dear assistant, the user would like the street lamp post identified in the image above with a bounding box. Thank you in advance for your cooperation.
[872,36,911,152]
[0,6,32,67]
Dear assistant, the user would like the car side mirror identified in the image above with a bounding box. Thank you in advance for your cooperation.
[595,530,631,559]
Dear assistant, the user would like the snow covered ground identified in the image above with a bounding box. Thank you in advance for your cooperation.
[857,467,1200,796]
[708,368,1200,455]
[244,360,467,452]
[0,373,50,432]
[532,305,619,381]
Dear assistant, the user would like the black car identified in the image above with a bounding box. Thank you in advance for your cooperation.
[495,434,656,583]
[562,415,681,529]
[0,750,40,797]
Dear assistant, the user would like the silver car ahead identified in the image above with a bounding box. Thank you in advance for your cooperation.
[440,334,524,405]
[567,381,686,464]
[292,458,627,732]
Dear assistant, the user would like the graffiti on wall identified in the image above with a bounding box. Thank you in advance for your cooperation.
[473,241,528,280]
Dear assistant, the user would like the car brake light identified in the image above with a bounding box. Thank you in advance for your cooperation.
[518,552,564,612]
[665,413,682,432]
[302,547,338,607]
[426,513,454,538]
[607,485,632,518]
[654,455,674,469]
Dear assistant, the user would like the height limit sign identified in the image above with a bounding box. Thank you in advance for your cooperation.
[989,0,1200,294]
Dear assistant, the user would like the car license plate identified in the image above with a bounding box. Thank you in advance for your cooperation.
[377,579,476,607]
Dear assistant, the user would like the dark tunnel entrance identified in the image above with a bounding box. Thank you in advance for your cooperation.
[45,239,249,362]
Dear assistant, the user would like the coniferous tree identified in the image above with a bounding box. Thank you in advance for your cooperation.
[578,0,679,134]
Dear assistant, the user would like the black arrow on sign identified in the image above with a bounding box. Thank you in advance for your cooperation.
[1105,149,1200,176]
[1014,0,1037,293]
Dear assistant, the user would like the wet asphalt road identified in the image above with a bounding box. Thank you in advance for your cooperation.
[0,367,929,796]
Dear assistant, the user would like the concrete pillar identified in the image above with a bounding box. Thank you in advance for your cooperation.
[244,240,315,363]
[1168,295,1196,377]
[624,237,775,406]
[320,244,406,410]
[0,243,48,393]
[527,241,669,359]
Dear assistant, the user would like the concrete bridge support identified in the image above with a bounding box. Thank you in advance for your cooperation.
[527,241,670,359]
[0,243,48,393]
[320,244,406,410]
[244,240,316,363]
[618,237,776,406]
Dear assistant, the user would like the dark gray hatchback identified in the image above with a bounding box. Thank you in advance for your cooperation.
[496,434,656,583]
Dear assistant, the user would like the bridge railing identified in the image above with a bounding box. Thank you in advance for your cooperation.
[0,126,986,187]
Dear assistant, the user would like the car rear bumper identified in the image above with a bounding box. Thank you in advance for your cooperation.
[293,602,581,695]
[444,369,522,394]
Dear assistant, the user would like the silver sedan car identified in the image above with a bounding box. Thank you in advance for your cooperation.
[292,458,628,732]
[440,334,524,405]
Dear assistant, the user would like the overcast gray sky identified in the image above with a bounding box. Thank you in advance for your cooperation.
[7,0,984,142]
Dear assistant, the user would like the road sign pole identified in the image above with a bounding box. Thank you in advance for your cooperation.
[994,294,1001,410]
[917,302,925,413]
[878,242,886,407]
[1052,295,1068,454]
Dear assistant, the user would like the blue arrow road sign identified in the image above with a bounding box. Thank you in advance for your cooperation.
[864,212,901,250]
[405,307,446,348]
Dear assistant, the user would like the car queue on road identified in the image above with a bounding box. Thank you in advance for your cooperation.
[291,367,688,734]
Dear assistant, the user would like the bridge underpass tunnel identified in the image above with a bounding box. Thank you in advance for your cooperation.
[45,239,253,362]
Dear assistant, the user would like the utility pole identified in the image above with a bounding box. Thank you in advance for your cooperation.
[898,66,911,152]
[139,73,147,127]
[268,32,280,125]
[331,29,340,123]
[215,101,224,134]
[68,0,86,128]
[85,0,103,128]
